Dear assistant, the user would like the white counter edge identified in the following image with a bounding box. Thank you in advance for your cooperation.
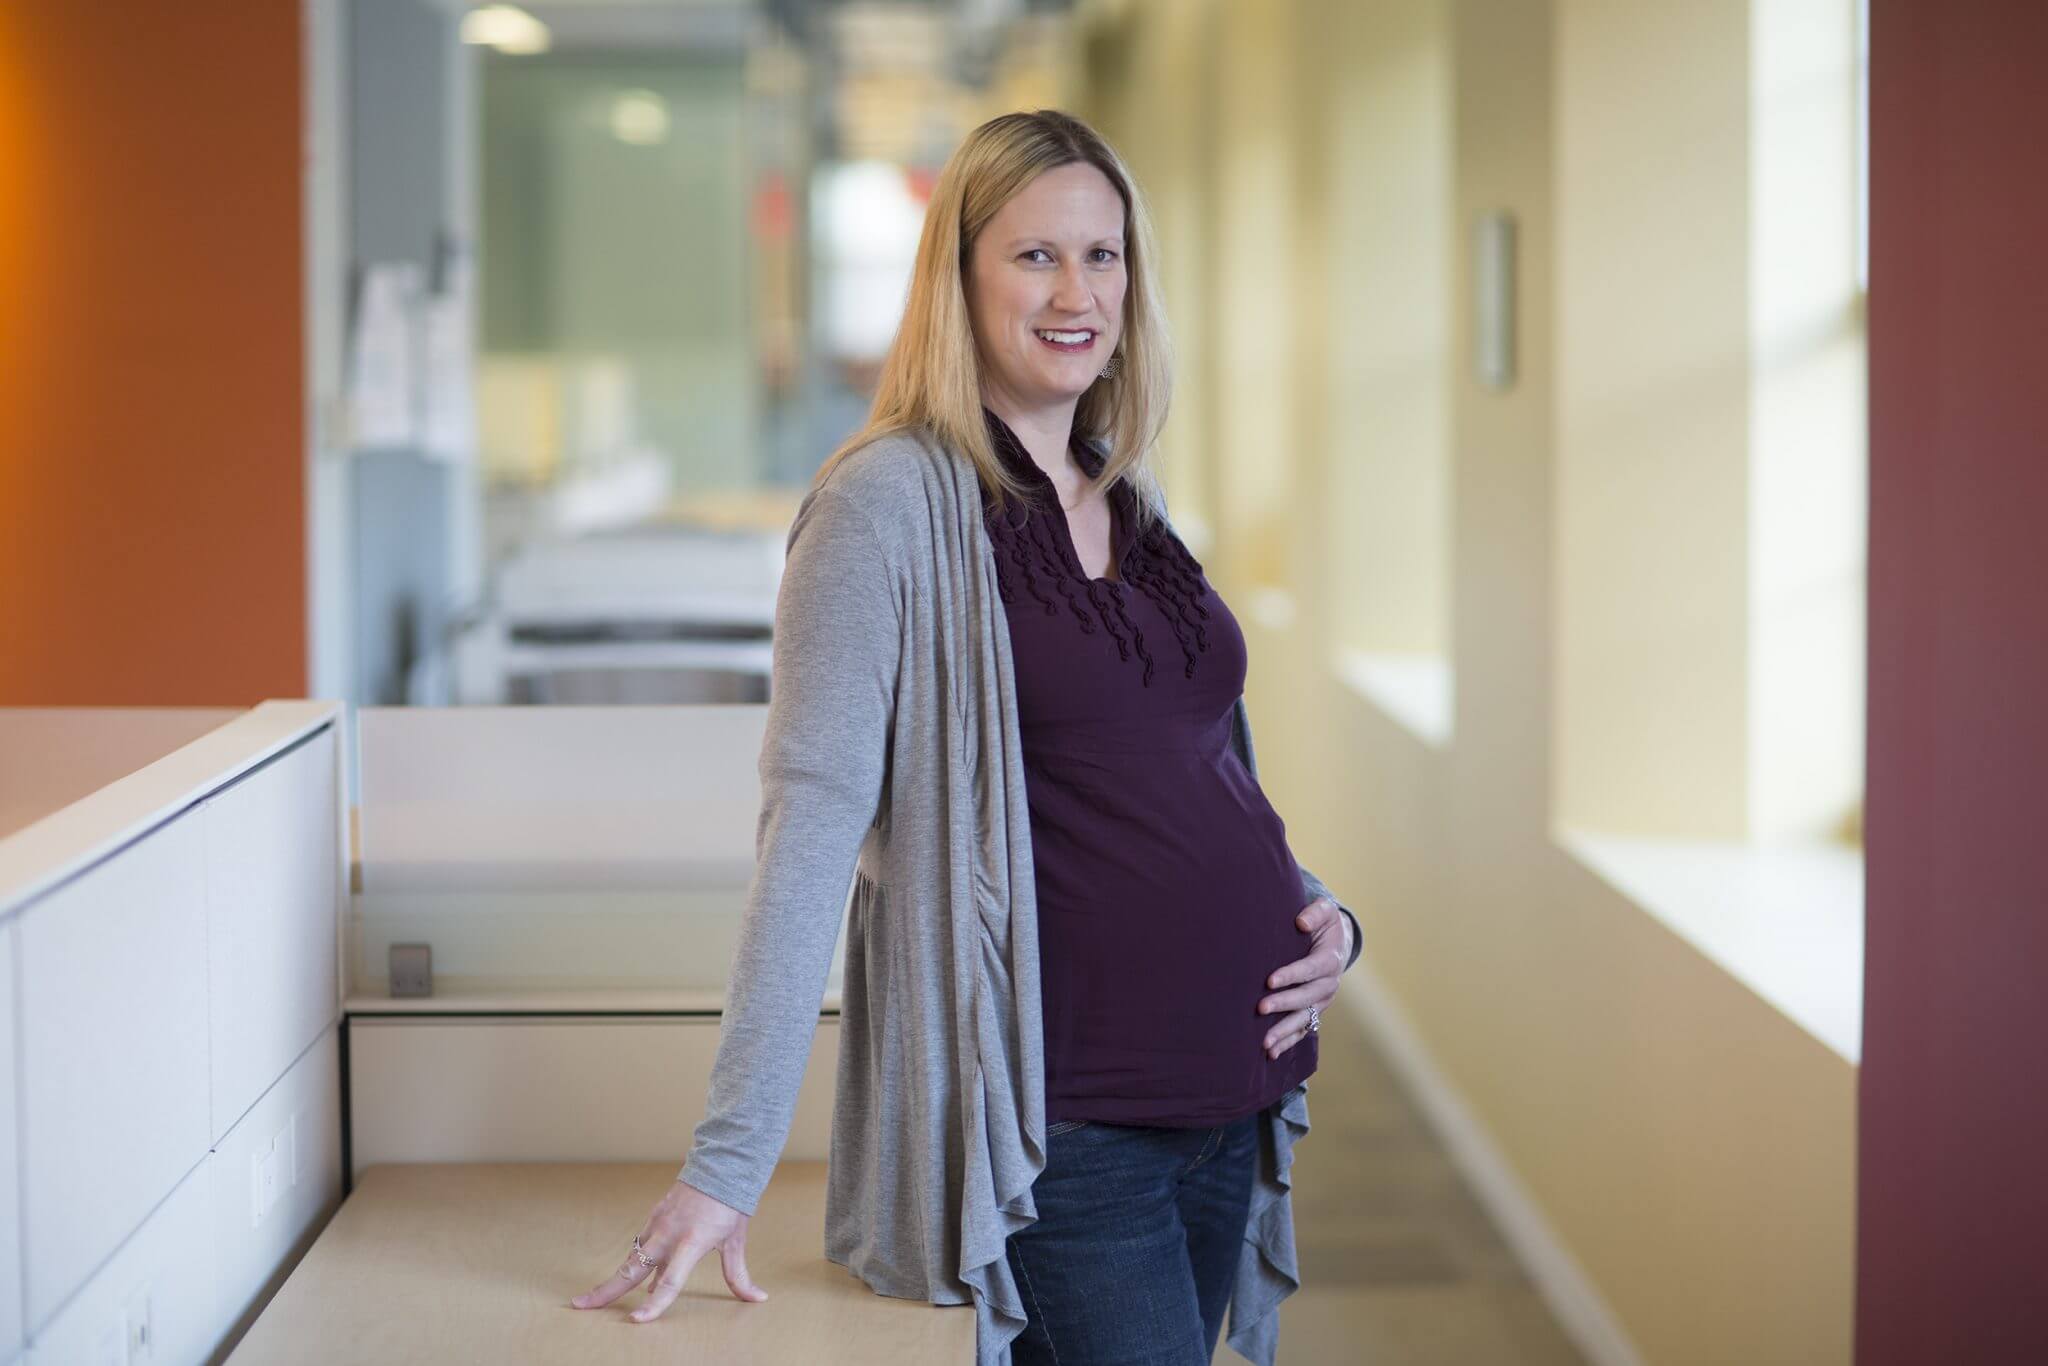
[0,699,344,919]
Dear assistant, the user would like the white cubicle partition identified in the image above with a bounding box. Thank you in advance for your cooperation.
[346,704,848,1176]
[351,703,780,996]
[0,702,347,1366]
[0,927,19,1364]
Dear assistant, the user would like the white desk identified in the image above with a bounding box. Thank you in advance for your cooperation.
[225,1163,972,1365]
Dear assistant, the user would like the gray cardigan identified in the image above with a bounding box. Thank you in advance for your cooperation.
[677,425,1357,1365]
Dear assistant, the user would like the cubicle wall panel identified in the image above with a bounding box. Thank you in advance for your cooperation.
[348,1016,841,1176]
[0,924,21,1363]
[19,814,212,1333]
[24,1152,217,1366]
[203,733,342,1141]
[210,1023,343,1348]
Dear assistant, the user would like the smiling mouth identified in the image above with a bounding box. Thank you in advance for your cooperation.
[1035,328,1097,351]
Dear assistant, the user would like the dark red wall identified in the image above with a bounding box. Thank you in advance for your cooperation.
[1858,1,2048,1359]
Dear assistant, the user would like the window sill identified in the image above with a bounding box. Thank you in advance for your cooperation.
[1333,648,1454,749]
[1555,829,1864,1064]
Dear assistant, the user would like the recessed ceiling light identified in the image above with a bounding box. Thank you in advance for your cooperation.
[461,5,551,56]
[609,90,671,147]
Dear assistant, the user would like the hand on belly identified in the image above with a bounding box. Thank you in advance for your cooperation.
[1255,894,1347,1059]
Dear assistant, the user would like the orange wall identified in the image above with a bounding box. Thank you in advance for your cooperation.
[0,3,304,705]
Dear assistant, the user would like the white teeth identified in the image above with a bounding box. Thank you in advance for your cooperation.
[1036,329,1093,344]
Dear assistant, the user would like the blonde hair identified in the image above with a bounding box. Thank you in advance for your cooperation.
[814,109,1173,535]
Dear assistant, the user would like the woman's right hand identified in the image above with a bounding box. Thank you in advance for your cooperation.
[570,1178,770,1322]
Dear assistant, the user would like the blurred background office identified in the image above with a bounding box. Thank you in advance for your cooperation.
[330,0,1095,718]
[3,2,2045,1364]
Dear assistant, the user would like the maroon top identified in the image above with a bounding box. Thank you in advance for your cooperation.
[980,407,1319,1128]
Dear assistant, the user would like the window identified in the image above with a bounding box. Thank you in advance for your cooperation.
[1552,0,1867,1061]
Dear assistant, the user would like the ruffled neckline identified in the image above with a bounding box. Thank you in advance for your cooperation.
[980,407,1214,687]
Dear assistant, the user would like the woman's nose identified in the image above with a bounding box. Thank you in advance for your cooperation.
[1050,263,1092,312]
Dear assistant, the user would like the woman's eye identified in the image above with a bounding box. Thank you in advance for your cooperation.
[1019,248,1120,264]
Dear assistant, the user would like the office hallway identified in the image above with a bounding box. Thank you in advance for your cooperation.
[1273,1007,1586,1366]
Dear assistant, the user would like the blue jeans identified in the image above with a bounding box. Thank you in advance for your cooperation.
[1005,1112,1261,1365]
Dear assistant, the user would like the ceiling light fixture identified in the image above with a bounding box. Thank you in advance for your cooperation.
[461,5,551,56]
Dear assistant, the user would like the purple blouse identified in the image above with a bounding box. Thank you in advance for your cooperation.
[980,407,1319,1128]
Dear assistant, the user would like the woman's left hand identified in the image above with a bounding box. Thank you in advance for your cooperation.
[1258,895,1350,1059]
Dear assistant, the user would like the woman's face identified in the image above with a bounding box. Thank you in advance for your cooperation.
[966,161,1127,416]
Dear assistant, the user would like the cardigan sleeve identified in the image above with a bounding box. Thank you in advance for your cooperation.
[1228,694,1363,974]
[677,485,901,1217]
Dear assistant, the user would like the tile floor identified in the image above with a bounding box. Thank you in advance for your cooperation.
[1250,1009,1588,1365]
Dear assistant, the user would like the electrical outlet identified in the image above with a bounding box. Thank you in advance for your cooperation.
[389,941,433,997]
[122,1284,153,1363]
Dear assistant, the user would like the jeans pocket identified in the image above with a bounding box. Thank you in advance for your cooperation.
[1045,1118,1092,1137]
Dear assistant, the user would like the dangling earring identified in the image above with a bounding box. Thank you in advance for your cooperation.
[1099,350,1122,380]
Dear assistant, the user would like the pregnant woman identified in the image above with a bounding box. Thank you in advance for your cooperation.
[574,109,1361,1366]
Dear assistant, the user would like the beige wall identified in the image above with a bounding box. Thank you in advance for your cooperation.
[1552,0,1755,841]
[1316,0,1455,659]
[1211,0,1304,590]
[1079,1,1857,1362]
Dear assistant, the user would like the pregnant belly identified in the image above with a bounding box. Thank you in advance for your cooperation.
[1026,746,1317,1115]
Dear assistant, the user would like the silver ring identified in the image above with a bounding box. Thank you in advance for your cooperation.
[630,1235,660,1270]
[1306,1006,1320,1034]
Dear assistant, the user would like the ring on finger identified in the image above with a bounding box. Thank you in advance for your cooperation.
[630,1235,661,1270]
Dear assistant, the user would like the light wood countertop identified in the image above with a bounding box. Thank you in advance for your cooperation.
[226,1162,972,1364]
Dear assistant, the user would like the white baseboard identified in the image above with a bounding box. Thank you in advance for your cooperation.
[1335,955,1648,1366]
